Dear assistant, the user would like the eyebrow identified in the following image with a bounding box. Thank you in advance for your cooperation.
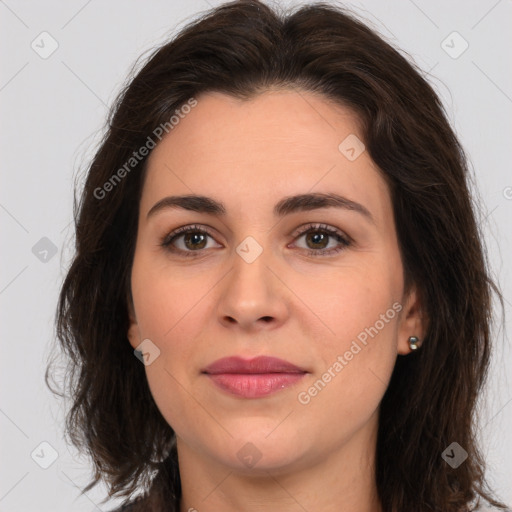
[146,192,375,225]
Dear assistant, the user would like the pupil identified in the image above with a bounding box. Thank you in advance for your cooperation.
[186,233,206,249]
[308,232,327,248]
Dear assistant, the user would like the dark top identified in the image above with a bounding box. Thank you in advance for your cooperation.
[108,500,140,512]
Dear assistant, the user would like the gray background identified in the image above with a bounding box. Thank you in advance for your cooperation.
[1,0,511,510]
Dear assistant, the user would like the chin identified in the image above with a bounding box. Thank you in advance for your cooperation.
[210,426,311,474]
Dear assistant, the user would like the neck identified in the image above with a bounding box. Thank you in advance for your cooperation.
[177,413,382,512]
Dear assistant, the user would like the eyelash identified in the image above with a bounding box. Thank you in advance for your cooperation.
[159,223,352,259]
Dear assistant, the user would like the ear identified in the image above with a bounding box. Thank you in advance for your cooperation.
[127,297,141,350]
[397,285,428,355]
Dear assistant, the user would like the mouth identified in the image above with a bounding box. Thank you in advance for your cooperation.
[201,356,308,398]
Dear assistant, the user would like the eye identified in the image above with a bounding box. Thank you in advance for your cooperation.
[291,223,351,257]
[160,224,219,257]
[160,223,351,258]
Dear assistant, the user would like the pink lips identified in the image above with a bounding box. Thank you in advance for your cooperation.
[202,356,307,398]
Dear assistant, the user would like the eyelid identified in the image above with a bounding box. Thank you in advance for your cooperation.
[160,223,220,247]
[291,222,352,242]
[160,222,352,257]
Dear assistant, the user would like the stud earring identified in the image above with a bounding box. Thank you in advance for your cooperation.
[408,336,422,351]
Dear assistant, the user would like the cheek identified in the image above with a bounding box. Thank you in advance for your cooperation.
[130,254,212,427]
[292,261,400,414]
[292,260,400,351]
[131,249,202,338]
[295,290,399,444]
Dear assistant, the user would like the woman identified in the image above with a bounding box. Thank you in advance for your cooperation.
[47,1,508,510]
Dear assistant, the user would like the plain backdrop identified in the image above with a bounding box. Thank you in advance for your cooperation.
[1,0,511,510]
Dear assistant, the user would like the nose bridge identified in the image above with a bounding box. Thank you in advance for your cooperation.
[217,233,286,328]
[231,235,273,302]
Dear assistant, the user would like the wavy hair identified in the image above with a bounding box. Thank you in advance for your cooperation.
[47,1,507,510]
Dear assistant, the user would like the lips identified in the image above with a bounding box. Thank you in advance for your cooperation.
[202,356,307,398]
[203,356,306,375]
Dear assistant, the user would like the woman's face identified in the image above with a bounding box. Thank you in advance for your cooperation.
[128,89,423,475]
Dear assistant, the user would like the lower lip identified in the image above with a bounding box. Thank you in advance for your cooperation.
[205,373,306,398]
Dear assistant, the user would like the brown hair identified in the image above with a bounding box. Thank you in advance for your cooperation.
[46,1,507,510]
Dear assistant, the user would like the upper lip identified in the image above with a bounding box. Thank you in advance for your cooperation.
[202,356,307,374]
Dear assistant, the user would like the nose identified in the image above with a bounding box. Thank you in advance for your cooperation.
[216,245,289,332]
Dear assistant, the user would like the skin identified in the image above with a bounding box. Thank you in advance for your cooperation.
[127,89,426,512]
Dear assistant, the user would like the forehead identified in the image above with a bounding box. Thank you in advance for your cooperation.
[141,89,390,226]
